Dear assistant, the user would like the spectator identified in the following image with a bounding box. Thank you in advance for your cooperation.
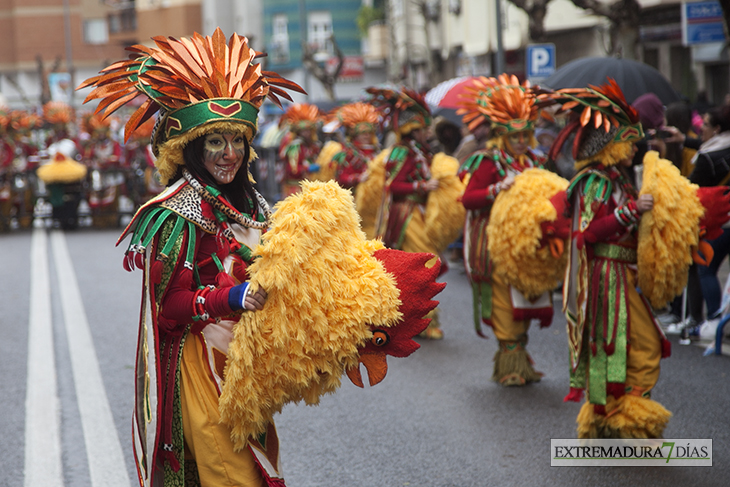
[689,104,730,323]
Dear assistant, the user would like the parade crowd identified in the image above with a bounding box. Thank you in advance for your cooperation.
[7,28,729,487]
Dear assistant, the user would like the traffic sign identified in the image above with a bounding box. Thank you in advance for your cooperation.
[682,1,727,46]
[526,43,556,82]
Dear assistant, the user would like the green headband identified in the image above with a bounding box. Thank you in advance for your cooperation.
[161,98,259,141]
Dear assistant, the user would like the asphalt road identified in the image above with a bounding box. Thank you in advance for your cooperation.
[1,228,728,487]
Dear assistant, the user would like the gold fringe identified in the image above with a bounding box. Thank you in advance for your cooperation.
[638,151,704,309]
[577,394,672,438]
[574,141,633,171]
[492,341,543,386]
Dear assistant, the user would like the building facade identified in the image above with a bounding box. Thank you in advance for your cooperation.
[261,0,387,103]
[0,0,133,108]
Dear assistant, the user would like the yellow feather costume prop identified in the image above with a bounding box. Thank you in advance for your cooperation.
[219,181,403,450]
[311,140,342,182]
[355,148,389,239]
[637,151,704,309]
[425,153,466,254]
[36,153,88,184]
[487,168,569,299]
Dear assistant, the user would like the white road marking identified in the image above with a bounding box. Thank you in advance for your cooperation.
[24,228,63,487]
[50,230,132,487]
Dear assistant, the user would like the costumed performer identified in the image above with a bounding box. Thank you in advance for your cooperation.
[540,80,730,438]
[331,102,380,196]
[7,110,42,229]
[43,101,76,158]
[78,112,124,227]
[545,81,667,437]
[78,28,307,486]
[278,103,322,197]
[36,152,87,229]
[458,74,550,386]
[0,107,16,231]
[367,87,466,340]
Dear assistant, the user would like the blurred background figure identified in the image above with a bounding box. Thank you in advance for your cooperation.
[36,152,87,230]
[278,103,322,197]
[331,102,381,197]
[688,105,730,335]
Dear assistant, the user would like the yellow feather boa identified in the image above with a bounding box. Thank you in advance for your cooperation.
[425,152,466,254]
[310,140,342,181]
[219,181,403,449]
[638,151,704,309]
[355,148,389,239]
[487,168,569,299]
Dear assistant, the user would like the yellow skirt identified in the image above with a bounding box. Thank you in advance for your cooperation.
[180,334,265,487]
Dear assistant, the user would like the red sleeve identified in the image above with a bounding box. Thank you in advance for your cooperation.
[461,159,501,210]
[158,233,236,331]
[335,154,360,189]
[388,156,422,196]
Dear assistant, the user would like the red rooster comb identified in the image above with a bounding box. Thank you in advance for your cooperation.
[346,249,445,388]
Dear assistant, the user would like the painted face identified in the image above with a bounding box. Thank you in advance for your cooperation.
[505,130,532,157]
[354,130,373,145]
[203,132,247,185]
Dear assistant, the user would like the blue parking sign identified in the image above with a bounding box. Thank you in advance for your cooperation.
[526,44,556,81]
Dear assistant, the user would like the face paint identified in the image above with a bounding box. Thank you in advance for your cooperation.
[505,130,531,157]
[203,132,247,184]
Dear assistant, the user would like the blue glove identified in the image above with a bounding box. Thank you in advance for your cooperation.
[308,163,320,173]
[227,282,250,311]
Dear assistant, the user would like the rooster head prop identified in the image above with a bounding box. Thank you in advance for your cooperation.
[219,181,445,450]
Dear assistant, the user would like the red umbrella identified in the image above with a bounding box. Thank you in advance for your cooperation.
[425,76,480,110]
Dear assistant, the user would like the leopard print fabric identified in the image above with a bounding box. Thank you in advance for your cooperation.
[160,183,218,234]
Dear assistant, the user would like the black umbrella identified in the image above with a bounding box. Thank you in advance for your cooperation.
[541,57,681,105]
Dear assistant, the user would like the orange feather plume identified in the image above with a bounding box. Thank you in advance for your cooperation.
[77,27,305,143]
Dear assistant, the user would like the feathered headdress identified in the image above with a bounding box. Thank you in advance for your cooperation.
[336,102,379,135]
[278,103,321,131]
[457,74,537,136]
[10,110,42,134]
[365,88,431,137]
[538,79,643,168]
[77,28,305,185]
[0,106,10,133]
[81,111,111,136]
[43,101,74,127]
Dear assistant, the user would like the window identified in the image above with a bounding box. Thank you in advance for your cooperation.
[83,19,109,44]
[308,11,333,58]
[271,14,290,64]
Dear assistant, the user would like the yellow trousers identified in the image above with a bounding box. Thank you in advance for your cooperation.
[625,282,662,394]
[180,335,265,487]
[491,272,530,342]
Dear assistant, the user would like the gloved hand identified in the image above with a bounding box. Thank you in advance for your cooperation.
[228,282,268,311]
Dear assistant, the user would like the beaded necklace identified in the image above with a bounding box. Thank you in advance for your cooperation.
[492,147,535,178]
[183,169,271,230]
